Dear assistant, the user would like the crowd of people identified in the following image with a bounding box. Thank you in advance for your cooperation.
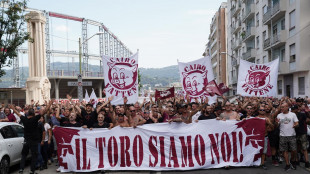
[1,94,310,173]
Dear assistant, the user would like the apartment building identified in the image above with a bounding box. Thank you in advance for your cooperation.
[203,2,228,85]
[226,0,310,97]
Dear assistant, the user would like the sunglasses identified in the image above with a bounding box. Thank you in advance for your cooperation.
[259,109,265,111]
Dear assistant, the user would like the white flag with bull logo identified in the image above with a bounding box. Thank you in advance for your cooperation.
[102,53,139,105]
[237,59,279,97]
[178,56,216,104]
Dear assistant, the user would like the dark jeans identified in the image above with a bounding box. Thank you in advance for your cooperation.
[36,143,44,167]
[42,141,49,166]
[20,140,38,172]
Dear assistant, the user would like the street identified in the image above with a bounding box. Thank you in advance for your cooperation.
[10,157,310,174]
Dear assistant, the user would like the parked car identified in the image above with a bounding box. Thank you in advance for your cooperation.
[0,122,24,174]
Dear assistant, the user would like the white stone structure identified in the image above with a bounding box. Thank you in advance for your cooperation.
[25,11,51,104]
[226,0,310,98]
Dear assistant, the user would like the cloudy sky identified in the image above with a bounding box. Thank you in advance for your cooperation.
[27,0,224,68]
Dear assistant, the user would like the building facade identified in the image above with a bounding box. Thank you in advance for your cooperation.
[204,2,228,85]
[226,0,310,98]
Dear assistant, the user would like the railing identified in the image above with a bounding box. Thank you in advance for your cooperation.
[264,38,270,49]
[242,3,254,21]
[272,2,280,15]
[47,70,104,78]
[242,49,255,60]
[244,27,255,40]
[263,8,271,24]
[231,6,236,16]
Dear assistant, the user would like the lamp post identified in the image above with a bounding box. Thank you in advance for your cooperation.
[77,32,104,101]
[79,32,104,74]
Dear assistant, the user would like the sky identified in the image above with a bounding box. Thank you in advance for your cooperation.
[26,0,224,68]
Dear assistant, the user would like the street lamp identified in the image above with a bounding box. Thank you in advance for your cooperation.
[79,32,104,74]
[77,32,104,102]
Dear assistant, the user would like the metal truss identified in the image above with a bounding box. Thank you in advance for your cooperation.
[82,19,89,72]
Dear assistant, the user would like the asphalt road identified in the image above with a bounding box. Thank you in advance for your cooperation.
[10,157,310,174]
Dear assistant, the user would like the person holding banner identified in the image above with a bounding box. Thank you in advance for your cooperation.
[217,102,240,121]
[257,105,274,170]
[91,113,113,129]
[127,105,146,127]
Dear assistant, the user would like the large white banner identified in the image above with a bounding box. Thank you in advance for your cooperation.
[54,118,265,172]
[178,57,216,103]
[237,59,279,97]
[102,53,139,105]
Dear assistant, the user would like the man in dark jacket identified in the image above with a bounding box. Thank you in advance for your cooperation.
[11,104,44,174]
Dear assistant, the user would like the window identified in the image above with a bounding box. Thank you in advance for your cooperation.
[298,77,305,95]
[263,5,267,14]
[290,0,295,5]
[289,44,296,62]
[289,10,296,36]
[256,36,260,49]
[256,0,259,4]
[280,49,285,62]
[281,19,285,30]
[263,31,266,41]
[256,13,259,26]
[0,126,16,139]
[11,125,24,137]
[278,80,283,95]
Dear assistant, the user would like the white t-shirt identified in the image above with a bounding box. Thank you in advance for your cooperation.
[277,111,299,136]
[44,123,51,142]
[191,111,201,122]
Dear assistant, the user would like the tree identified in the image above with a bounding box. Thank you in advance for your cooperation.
[0,0,30,77]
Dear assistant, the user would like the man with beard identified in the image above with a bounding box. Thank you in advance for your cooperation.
[91,113,113,129]
[55,104,70,126]
[127,105,146,127]
[142,110,156,124]
[217,102,240,121]
[64,112,81,127]
[113,113,131,127]
[257,106,274,170]
[197,105,216,121]
[240,105,255,120]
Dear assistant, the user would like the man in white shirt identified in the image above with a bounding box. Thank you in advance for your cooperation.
[276,103,299,171]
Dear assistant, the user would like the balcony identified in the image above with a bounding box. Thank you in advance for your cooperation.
[210,38,217,49]
[263,38,271,50]
[232,19,242,35]
[232,3,241,17]
[232,38,242,50]
[242,27,255,42]
[210,26,217,39]
[263,1,286,25]
[242,4,255,22]
[264,30,287,50]
[242,49,256,60]
[211,50,218,59]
